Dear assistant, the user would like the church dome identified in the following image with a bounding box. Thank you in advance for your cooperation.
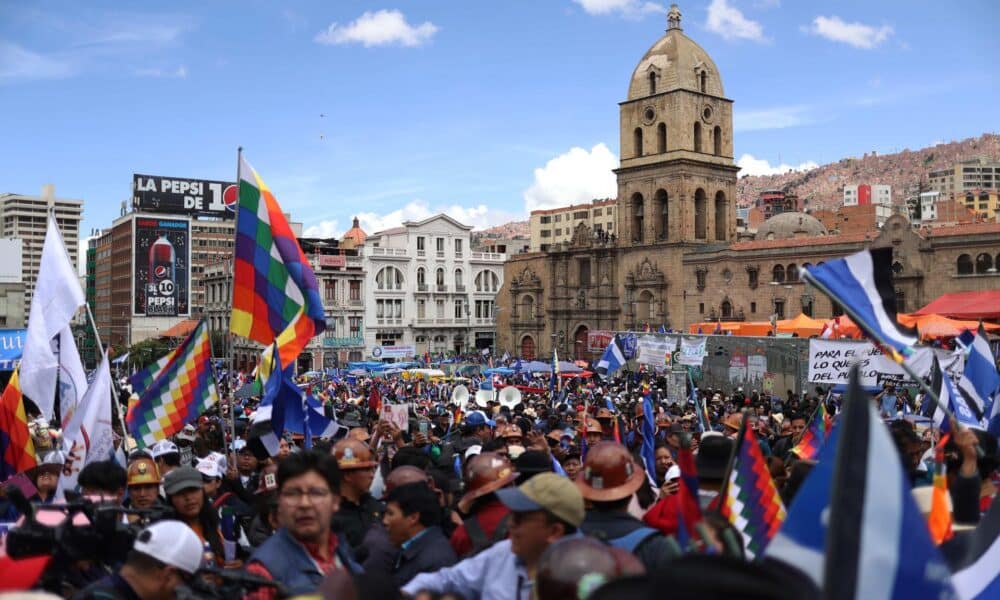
[756,212,828,240]
[627,4,725,101]
[342,216,367,245]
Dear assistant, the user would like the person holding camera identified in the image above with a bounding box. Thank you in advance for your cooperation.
[71,520,203,600]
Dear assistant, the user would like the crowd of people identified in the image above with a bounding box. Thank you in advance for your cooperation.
[1,362,997,599]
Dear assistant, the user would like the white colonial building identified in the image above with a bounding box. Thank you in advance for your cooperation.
[361,214,505,359]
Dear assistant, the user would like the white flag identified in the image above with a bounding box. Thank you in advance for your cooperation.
[20,213,86,419]
[57,327,89,430]
[57,351,115,500]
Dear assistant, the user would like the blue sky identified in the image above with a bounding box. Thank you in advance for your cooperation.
[1,0,997,244]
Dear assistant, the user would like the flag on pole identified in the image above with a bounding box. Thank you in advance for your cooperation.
[126,320,219,448]
[231,156,325,367]
[55,327,89,431]
[596,335,625,379]
[943,494,1000,600]
[801,247,917,359]
[639,391,657,484]
[719,412,786,559]
[788,401,829,460]
[0,368,37,480]
[955,324,1000,420]
[57,352,115,499]
[20,213,86,420]
[926,355,981,432]
[675,440,704,545]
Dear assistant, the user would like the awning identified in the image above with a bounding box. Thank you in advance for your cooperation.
[160,319,199,338]
[914,291,1000,320]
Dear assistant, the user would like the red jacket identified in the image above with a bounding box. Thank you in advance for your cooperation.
[449,498,511,558]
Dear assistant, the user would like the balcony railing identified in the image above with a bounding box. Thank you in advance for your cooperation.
[455,284,466,292]
[417,283,429,292]
[436,284,447,292]
[371,247,409,258]
[469,251,506,262]
[413,317,470,327]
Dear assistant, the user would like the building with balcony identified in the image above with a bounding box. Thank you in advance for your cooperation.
[529,199,617,252]
[928,157,1000,198]
[362,214,505,359]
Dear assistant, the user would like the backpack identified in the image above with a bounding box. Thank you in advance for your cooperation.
[463,512,512,555]
[605,525,660,553]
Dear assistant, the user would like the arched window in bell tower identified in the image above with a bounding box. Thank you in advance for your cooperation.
[655,189,668,240]
[693,122,702,153]
[700,71,707,93]
[694,188,707,239]
[713,126,722,156]
[632,193,645,242]
[715,191,727,241]
[657,123,666,153]
[634,127,643,157]
[648,71,656,95]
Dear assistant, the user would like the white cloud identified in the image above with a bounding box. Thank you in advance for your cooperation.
[734,105,812,131]
[304,200,514,238]
[0,41,74,81]
[706,0,768,42]
[572,0,665,17]
[523,144,618,213]
[315,10,438,47]
[303,219,341,238]
[737,154,819,177]
[134,65,187,78]
[806,15,893,49]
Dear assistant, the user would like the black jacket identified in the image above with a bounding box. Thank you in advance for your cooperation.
[331,493,385,550]
[392,526,458,588]
[581,509,677,572]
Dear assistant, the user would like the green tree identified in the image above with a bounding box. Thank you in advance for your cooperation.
[127,337,173,372]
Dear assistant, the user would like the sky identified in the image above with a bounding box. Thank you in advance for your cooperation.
[2,0,998,249]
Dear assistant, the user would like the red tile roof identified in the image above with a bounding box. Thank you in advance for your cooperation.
[728,231,874,251]
[924,222,1000,238]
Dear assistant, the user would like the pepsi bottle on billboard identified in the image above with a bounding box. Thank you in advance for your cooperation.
[147,234,177,315]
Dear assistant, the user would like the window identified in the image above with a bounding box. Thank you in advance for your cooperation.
[454,299,464,318]
[540,216,552,224]
[540,230,552,238]
[976,253,994,274]
[657,123,666,153]
[436,300,444,318]
[750,301,757,314]
[555,214,562,222]
[520,295,535,319]
[455,268,463,288]
[632,193,645,242]
[349,280,361,300]
[455,239,463,256]
[325,280,337,302]
[376,266,404,290]
[699,302,704,314]
[593,208,602,217]
[349,317,362,336]
[417,299,426,319]
[957,254,973,275]
[436,268,445,287]
[555,228,562,236]
[436,238,445,253]
[786,264,799,282]
[773,299,785,320]
[655,189,669,240]
[747,268,759,289]
[475,271,500,292]
[696,270,706,290]
[693,122,702,153]
[694,189,706,239]
[376,299,403,319]
[721,300,732,318]
[699,71,707,93]
[417,237,425,251]
[713,126,722,156]
[475,300,494,319]
[573,211,588,220]
[714,191,726,241]
[649,71,656,94]
[606,222,613,231]
[579,259,591,286]
[634,127,643,157]
[417,267,426,286]
[772,264,785,283]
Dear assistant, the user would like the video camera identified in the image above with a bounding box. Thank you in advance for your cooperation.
[177,567,288,600]
[5,486,171,565]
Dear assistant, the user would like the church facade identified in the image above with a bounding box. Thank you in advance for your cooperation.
[494,5,1000,361]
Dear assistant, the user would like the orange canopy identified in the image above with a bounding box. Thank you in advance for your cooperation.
[915,290,1000,320]
[911,313,1000,340]
[776,313,826,337]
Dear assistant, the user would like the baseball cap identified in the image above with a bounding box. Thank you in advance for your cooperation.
[196,458,222,480]
[496,472,585,528]
[464,445,483,460]
[133,520,203,575]
[150,440,179,459]
[177,425,197,442]
[162,466,203,495]
[465,411,496,428]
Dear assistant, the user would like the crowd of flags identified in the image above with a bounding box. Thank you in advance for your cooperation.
[0,163,998,597]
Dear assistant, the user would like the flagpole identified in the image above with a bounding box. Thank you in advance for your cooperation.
[227,146,243,454]
[801,272,957,423]
[84,301,129,442]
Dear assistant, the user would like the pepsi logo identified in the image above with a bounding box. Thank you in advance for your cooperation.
[154,265,168,278]
[224,184,238,212]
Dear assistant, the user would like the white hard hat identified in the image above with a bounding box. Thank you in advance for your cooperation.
[150,440,179,459]
[196,458,223,480]
[133,520,203,574]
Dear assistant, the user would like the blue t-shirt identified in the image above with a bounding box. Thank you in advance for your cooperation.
[880,393,897,415]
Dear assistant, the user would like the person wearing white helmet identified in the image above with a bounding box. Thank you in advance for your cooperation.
[72,520,202,600]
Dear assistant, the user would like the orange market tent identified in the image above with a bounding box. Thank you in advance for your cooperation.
[687,321,745,335]
[910,313,1000,340]
[914,290,1000,320]
[776,313,826,337]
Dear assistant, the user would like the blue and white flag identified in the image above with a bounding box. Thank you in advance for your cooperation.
[801,247,917,357]
[640,392,658,485]
[927,355,982,432]
[943,494,1000,600]
[955,324,1000,421]
[596,335,626,379]
[767,366,957,598]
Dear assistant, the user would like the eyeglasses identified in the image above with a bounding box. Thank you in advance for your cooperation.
[280,488,332,502]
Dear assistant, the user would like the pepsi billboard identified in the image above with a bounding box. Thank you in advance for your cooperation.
[133,216,191,317]
[133,174,237,219]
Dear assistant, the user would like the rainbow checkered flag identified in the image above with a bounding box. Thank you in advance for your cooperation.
[231,155,325,366]
[789,401,829,460]
[126,319,218,448]
[719,412,786,558]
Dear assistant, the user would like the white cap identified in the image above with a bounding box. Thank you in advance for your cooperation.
[150,440,179,458]
[665,465,681,481]
[196,458,222,479]
[133,520,204,574]
[231,439,247,452]
[207,451,228,472]
[464,445,482,460]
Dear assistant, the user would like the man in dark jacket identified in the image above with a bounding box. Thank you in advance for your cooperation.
[576,441,679,572]
[329,438,384,551]
[383,481,458,587]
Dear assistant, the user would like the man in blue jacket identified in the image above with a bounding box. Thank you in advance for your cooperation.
[383,481,458,587]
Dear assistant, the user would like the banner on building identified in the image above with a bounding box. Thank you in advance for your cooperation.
[728,353,747,383]
[133,174,236,219]
[132,216,191,317]
[807,340,962,386]
[677,337,706,366]
[637,335,676,368]
[372,345,415,359]
[587,330,615,353]
[0,329,26,371]
[747,354,767,383]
